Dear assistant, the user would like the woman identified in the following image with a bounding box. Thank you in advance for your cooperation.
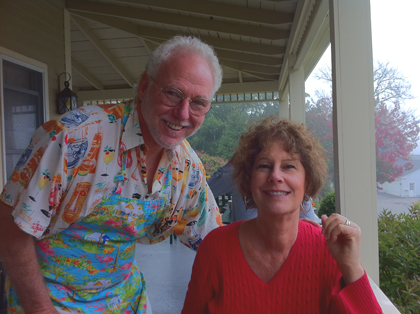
[182,117,382,313]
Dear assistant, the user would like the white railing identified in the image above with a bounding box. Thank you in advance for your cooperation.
[369,277,401,313]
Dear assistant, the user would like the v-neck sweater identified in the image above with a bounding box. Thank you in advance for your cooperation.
[182,221,382,314]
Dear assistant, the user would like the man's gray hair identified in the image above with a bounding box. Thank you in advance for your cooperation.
[145,36,223,97]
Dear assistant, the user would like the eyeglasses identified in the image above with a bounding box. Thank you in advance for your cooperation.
[149,76,212,117]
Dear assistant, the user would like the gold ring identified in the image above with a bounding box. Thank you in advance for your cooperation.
[345,219,351,226]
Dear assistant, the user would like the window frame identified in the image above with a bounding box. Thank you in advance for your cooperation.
[0,53,48,185]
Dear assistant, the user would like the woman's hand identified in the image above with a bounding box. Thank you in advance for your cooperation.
[321,213,365,286]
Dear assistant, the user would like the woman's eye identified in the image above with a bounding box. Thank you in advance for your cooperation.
[258,164,270,169]
[284,164,296,169]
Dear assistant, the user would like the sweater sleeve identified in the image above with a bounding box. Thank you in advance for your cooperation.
[329,271,383,313]
[182,231,216,314]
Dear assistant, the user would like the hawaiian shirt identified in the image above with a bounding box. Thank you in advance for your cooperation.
[1,100,222,313]
[0,100,222,246]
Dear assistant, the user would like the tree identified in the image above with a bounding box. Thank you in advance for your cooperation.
[309,61,419,184]
[375,102,419,183]
[306,91,334,177]
[195,152,228,176]
[188,115,223,153]
[216,110,248,159]
[247,101,280,121]
[373,61,414,105]
[314,61,414,105]
[189,101,280,159]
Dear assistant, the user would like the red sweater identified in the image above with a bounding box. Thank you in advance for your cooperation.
[182,221,382,314]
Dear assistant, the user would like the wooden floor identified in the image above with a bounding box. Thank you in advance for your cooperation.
[135,237,197,314]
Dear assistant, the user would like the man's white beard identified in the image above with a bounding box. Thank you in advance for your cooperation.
[140,95,202,150]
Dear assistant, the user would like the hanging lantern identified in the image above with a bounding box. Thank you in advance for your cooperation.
[57,72,78,114]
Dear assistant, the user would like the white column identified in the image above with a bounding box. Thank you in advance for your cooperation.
[330,0,379,283]
[288,68,305,124]
[279,94,289,119]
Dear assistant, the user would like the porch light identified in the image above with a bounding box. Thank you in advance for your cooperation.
[57,72,78,114]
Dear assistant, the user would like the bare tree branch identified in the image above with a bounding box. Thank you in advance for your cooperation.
[314,61,414,107]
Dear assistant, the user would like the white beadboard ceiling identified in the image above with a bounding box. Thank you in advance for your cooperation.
[66,0,330,96]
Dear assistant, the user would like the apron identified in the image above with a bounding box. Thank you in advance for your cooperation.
[7,109,172,314]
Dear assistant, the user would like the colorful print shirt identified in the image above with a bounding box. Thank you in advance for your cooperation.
[0,100,222,246]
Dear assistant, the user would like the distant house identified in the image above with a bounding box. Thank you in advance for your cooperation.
[85,232,110,244]
[84,279,112,292]
[379,155,420,197]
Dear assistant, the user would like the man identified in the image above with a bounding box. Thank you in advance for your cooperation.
[0,36,223,314]
[208,159,258,222]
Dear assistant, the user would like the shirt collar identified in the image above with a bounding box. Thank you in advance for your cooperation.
[120,99,144,153]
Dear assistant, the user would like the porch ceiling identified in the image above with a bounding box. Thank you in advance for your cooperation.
[66,0,330,97]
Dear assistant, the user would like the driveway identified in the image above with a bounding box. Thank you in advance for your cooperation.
[376,192,419,216]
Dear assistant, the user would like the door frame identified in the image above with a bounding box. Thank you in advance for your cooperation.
[409,182,415,197]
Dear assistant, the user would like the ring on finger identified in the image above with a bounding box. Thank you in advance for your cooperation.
[344,219,351,226]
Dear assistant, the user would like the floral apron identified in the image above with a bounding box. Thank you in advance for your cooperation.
[7,116,171,314]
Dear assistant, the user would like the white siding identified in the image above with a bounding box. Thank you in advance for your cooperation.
[402,171,420,197]
[381,177,404,196]
[0,0,66,188]
[381,170,420,197]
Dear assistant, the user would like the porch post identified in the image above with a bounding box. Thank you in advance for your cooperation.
[64,9,73,89]
[279,93,289,119]
[330,0,379,283]
[288,68,305,124]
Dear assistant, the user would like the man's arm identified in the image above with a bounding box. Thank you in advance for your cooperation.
[0,202,58,314]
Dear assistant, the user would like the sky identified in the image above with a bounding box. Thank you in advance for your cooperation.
[306,0,420,152]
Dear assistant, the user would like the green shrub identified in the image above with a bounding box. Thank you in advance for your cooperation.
[378,205,420,313]
[195,151,228,176]
[318,179,333,199]
[317,190,336,217]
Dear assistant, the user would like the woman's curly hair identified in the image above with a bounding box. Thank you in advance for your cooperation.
[231,116,327,208]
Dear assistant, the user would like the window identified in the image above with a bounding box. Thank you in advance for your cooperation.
[1,57,46,182]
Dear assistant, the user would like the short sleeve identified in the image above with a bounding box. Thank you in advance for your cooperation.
[0,120,69,238]
[176,159,222,251]
[299,201,321,224]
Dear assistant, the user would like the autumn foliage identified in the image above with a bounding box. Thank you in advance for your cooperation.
[308,62,420,184]
[195,151,228,177]
[375,102,419,183]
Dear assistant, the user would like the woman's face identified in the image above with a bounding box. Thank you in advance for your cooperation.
[250,140,306,216]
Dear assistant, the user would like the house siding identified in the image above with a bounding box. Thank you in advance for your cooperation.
[0,0,66,188]
[381,178,402,196]
[381,170,420,197]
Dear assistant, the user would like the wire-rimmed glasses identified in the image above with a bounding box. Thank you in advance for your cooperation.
[149,76,212,117]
